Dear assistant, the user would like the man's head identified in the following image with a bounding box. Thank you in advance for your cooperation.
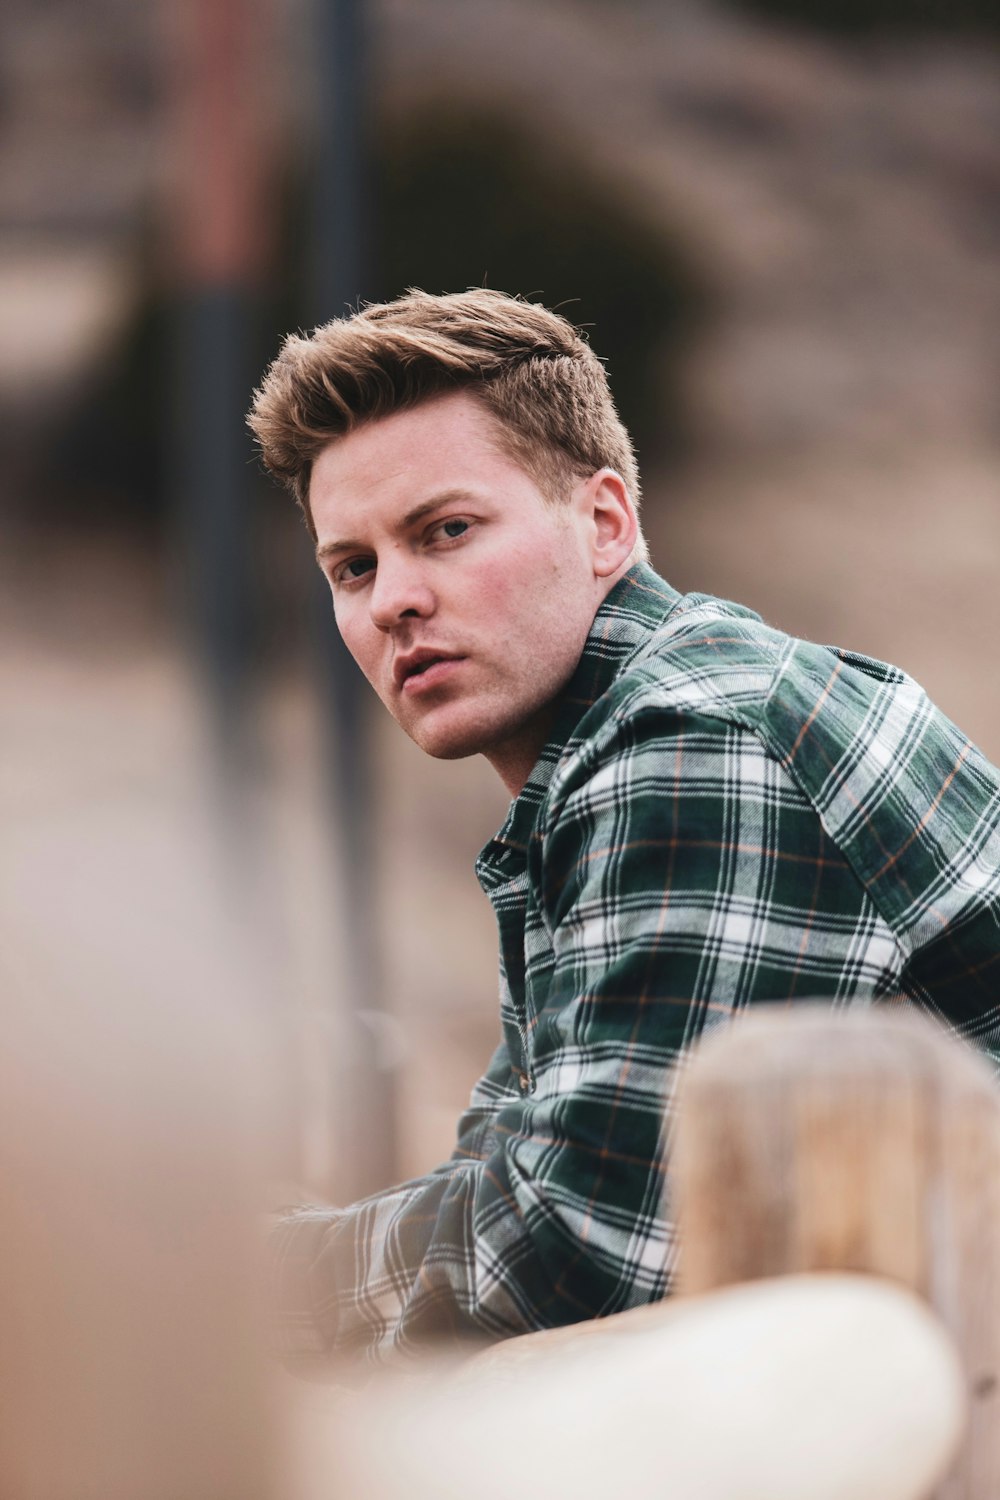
[247,286,646,557]
[248,290,646,793]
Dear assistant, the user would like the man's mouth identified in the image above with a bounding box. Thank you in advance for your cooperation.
[394,653,465,693]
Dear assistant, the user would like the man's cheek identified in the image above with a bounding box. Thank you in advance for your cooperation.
[467,559,522,614]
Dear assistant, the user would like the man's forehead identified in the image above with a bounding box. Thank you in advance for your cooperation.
[308,393,538,546]
[316,391,504,473]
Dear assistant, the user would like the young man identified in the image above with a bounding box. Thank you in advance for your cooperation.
[249,288,1000,1371]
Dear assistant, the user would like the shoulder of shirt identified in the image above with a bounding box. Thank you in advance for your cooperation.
[593,587,797,734]
[554,580,922,788]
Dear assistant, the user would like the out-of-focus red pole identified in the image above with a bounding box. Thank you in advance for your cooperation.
[166,0,275,288]
[162,0,276,757]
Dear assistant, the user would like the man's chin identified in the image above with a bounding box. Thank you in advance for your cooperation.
[400,705,529,765]
[399,715,489,763]
[420,741,481,763]
[401,714,547,796]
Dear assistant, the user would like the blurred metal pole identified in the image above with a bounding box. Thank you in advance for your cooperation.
[163,0,294,1173]
[173,291,253,775]
[309,0,398,1199]
[165,0,271,782]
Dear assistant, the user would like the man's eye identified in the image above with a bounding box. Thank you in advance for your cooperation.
[433,518,470,541]
[336,557,375,584]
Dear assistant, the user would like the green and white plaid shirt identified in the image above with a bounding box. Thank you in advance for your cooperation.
[273,563,1000,1370]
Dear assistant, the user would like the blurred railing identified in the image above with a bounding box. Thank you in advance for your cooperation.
[3,1002,997,1497]
[331,1007,999,1500]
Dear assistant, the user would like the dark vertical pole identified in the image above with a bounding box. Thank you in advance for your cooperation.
[174,291,253,779]
[309,0,398,1199]
[311,0,367,314]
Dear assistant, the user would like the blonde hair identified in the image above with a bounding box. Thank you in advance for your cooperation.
[248,287,645,557]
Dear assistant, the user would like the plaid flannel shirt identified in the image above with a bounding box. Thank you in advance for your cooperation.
[273,563,1000,1371]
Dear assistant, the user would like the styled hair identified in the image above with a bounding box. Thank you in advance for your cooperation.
[247,287,646,556]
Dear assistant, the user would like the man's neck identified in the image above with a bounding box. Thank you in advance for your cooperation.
[483,703,560,799]
[483,569,643,798]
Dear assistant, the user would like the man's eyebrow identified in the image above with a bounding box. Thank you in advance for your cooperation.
[315,490,477,562]
[316,534,363,563]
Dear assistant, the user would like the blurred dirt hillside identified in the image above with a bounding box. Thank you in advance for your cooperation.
[3,0,999,1184]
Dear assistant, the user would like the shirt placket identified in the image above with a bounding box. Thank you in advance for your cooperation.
[479,843,535,1095]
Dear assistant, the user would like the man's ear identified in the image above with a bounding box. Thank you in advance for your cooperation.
[586,469,639,578]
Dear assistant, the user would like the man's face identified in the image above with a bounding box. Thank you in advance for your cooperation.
[310,392,611,794]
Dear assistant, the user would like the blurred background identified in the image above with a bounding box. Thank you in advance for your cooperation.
[2,1,1000,1477]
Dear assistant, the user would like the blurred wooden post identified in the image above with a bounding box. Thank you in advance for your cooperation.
[672,1005,1000,1500]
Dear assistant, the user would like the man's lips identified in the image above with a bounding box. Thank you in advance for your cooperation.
[392,651,466,693]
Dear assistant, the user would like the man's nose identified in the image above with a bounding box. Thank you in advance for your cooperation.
[368,555,435,631]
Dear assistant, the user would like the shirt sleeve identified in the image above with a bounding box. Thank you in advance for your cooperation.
[270,705,898,1373]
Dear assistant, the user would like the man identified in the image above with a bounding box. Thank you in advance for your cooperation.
[248,287,1000,1372]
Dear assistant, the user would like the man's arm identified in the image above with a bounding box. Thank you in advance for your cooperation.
[269,1037,527,1370]
[271,708,901,1371]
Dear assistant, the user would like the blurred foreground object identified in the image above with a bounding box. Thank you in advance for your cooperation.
[0,804,279,1498]
[317,1274,963,1500]
[673,1005,1000,1499]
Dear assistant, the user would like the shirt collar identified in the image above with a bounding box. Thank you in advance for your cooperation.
[477,564,682,883]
